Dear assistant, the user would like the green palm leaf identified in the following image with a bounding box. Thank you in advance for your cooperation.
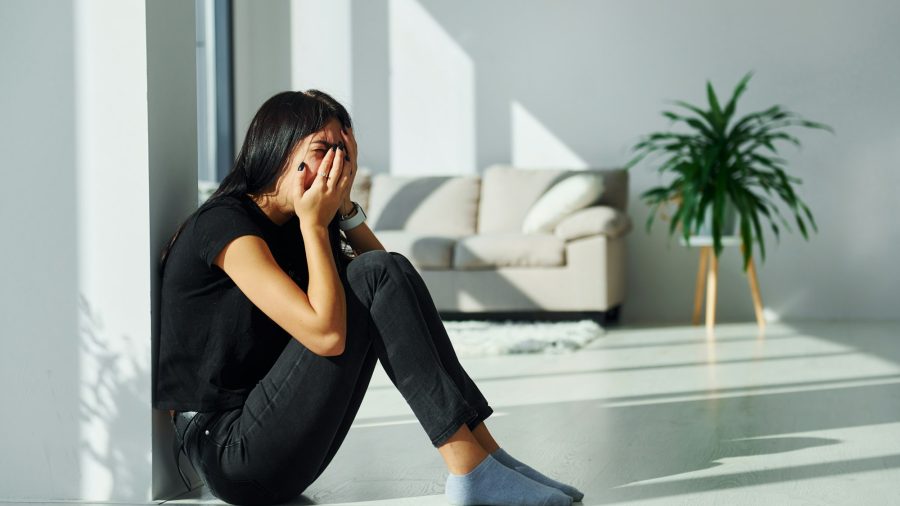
[625,72,833,271]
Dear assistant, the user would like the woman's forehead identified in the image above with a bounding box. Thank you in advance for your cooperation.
[310,120,342,142]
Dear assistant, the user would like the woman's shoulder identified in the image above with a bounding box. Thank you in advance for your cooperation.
[193,194,255,225]
[188,195,267,268]
[197,194,248,213]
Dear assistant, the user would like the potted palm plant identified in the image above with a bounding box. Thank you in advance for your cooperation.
[625,72,834,271]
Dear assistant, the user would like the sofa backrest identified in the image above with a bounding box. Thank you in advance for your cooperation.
[477,166,565,234]
[477,165,629,234]
[365,173,481,236]
[352,165,629,235]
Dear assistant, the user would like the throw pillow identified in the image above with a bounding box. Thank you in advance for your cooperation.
[521,172,605,234]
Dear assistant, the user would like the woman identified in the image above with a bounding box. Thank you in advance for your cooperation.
[154,90,584,506]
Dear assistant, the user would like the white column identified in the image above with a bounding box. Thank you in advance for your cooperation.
[0,0,196,501]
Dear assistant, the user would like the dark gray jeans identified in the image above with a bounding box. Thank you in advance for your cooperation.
[176,250,493,505]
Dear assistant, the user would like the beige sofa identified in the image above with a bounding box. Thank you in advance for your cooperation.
[348,165,631,323]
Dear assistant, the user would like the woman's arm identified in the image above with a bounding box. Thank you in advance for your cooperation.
[301,222,347,351]
[214,228,346,357]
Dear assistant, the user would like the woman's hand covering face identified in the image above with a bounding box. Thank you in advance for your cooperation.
[337,126,358,210]
[293,138,351,227]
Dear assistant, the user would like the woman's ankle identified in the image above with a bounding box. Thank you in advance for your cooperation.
[438,424,490,475]
[470,422,501,453]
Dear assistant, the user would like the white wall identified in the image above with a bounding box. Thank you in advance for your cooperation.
[0,0,81,498]
[291,0,353,110]
[299,0,900,322]
[0,0,197,501]
[229,0,900,321]
[233,0,355,150]
[232,0,292,150]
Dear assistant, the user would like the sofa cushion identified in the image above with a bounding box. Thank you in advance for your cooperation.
[367,174,480,236]
[554,205,632,241]
[522,172,606,233]
[453,233,566,269]
[477,165,567,234]
[374,231,458,269]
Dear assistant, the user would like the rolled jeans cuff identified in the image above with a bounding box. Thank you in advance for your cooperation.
[430,405,480,447]
[466,403,494,431]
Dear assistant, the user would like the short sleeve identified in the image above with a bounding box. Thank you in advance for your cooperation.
[193,200,265,268]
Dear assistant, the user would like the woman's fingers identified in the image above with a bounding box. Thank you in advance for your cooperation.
[296,162,305,198]
[326,146,344,190]
[314,145,336,191]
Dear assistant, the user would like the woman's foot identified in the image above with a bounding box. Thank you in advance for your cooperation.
[490,447,584,502]
[445,454,572,506]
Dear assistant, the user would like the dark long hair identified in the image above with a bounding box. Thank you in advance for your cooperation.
[159,89,356,275]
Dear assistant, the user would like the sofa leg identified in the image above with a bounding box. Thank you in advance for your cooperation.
[602,304,622,326]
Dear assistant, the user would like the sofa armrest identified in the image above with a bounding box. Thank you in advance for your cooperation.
[554,205,632,241]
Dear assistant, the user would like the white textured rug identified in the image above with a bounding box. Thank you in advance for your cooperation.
[442,319,605,358]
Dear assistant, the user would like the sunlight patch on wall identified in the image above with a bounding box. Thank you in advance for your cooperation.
[290,0,353,112]
[389,0,474,175]
[511,100,588,170]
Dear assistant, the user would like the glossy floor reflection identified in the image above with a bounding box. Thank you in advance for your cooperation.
[165,320,900,505]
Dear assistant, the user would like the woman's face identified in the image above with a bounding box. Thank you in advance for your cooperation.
[290,118,345,192]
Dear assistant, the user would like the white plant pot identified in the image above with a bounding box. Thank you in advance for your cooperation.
[692,198,738,238]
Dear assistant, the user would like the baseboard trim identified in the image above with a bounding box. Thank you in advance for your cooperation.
[439,304,622,326]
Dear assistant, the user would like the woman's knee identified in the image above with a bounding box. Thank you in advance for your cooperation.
[388,252,421,278]
[387,251,414,268]
[349,249,392,269]
[345,250,396,306]
[346,250,396,283]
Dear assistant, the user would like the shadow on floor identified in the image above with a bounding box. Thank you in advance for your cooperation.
[293,377,900,504]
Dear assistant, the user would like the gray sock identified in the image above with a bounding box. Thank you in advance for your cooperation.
[491,447,585,502]
[445,454,573,506]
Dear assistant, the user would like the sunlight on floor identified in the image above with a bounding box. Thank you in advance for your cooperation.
[165,320,900,505]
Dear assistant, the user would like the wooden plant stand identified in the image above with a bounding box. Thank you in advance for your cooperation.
[684,237,766,332]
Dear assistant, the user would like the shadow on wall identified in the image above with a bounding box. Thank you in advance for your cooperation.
[78,294,149,499]
[370,178,452,230]
[350,0,634,177]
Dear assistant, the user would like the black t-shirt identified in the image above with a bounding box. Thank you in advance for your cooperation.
[154,194,325,412]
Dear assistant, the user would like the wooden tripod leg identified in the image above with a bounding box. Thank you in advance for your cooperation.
[705,247,718,332]
[746,256,766,330]
[692,247,709,325]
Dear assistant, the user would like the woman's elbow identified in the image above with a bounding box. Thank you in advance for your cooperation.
[308,331,345,357]
[323,333,346,356]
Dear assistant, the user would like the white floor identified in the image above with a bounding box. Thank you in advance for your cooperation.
[162,320,900,505]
